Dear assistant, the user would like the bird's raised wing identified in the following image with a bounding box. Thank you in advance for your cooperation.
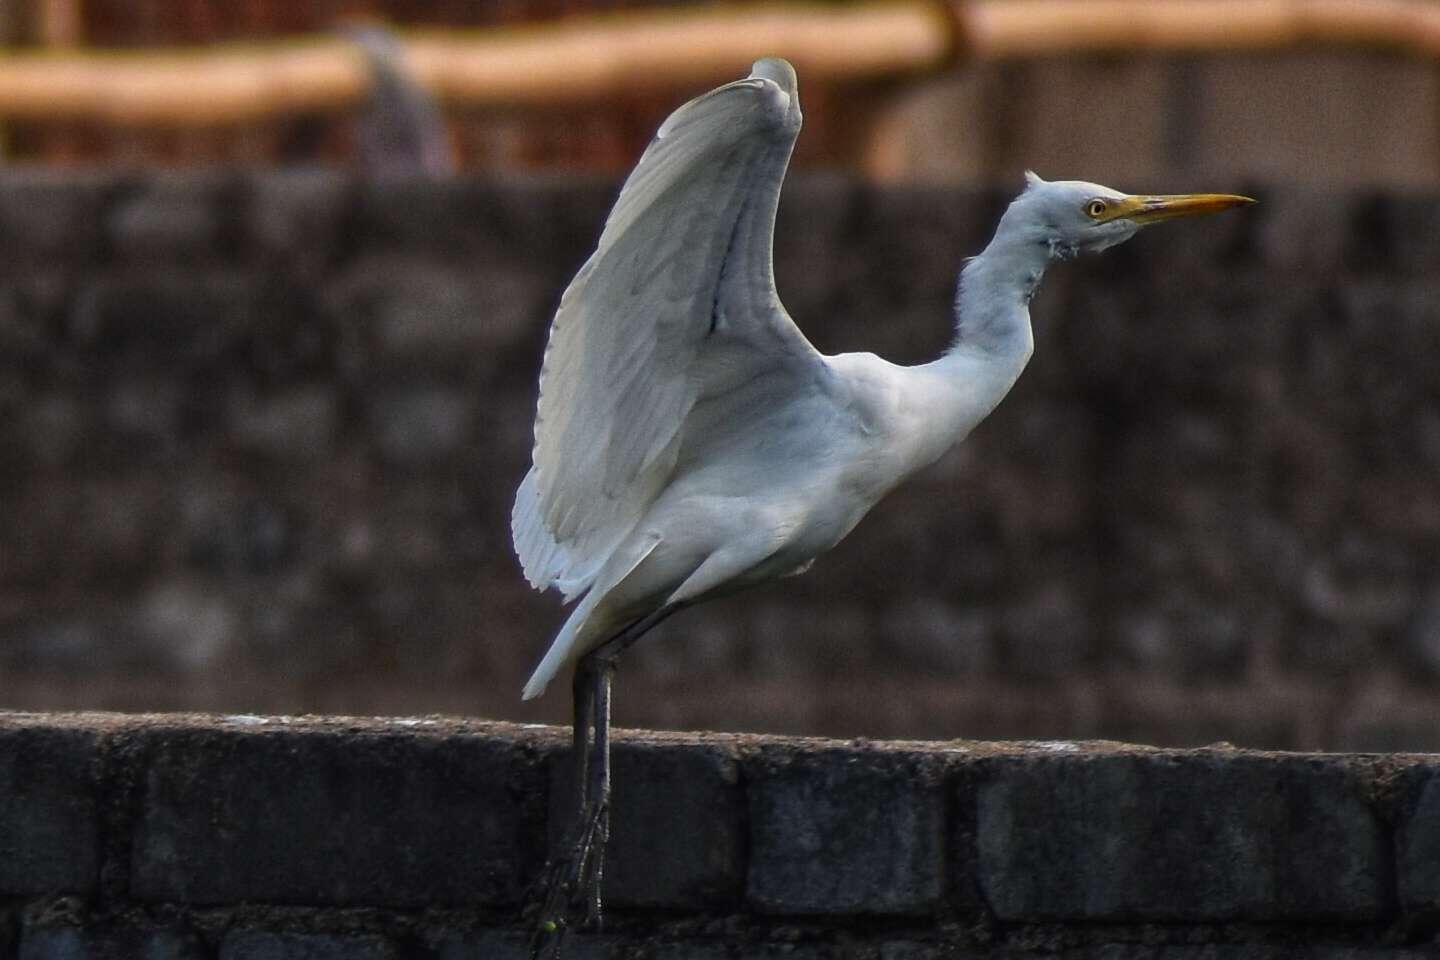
[514,58,829,596]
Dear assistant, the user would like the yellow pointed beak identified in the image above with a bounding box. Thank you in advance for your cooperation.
[1106,193,1256,224]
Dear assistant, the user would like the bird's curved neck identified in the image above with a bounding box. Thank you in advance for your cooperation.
[950,224,1052,358]
[895,219,1048,469]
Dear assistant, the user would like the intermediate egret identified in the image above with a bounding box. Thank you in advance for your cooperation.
[512,57,1252,946]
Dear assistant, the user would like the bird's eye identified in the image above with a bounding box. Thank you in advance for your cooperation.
[1085,199,1108,219]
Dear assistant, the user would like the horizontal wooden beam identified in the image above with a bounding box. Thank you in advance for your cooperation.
[0,0,1437,125]
[966,0,1440,58]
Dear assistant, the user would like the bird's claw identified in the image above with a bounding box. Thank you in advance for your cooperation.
[577,798,609,927]
[527,798,611,960]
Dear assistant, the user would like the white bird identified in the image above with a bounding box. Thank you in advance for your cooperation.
[513,57,1251,948]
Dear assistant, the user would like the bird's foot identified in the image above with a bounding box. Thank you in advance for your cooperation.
[527,797,610,960]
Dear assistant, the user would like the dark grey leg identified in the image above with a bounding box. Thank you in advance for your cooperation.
[570,656,595,816]
[577,653,614,926]
[529,657,601,960]
[528,605,681,959]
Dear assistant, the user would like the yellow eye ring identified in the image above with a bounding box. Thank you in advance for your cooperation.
[1085,199,1108,219]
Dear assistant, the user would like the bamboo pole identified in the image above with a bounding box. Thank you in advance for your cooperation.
[965,0,1440,58]
[410,2,953,107]
[0,40,370,124]
[1,0,1440,126]
[0,2,952,125]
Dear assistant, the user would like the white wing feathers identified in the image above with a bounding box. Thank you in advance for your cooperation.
[512,58,824,600]
[511,468,587,601]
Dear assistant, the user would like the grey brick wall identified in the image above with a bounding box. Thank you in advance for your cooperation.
[0,713,1437,958]
[2,172,1440,750]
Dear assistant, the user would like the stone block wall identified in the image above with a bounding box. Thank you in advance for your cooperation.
[2,172,1440,750]
[2,713,1438,958]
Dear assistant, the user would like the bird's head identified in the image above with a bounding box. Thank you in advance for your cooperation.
[1006,171,1254,261]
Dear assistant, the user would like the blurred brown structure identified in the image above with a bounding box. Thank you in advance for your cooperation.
[0,0,1438,187]
[0,0,855,173]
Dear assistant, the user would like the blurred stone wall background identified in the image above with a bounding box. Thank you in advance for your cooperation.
[3,170,1439,751]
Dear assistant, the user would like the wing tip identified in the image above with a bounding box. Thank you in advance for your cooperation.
[750,57,797,95]
[748,57,800,131]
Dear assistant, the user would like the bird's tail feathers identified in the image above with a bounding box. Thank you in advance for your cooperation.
[521,595,592,700]
[520,533,663,700]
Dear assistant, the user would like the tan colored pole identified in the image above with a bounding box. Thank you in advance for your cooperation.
[0,41,370,123]
[1,1,1440,126]
[0,2,954,124]
[963,0,1440,58]
[409,2,954,106]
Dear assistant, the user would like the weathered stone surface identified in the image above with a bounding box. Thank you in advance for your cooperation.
[227,385,340,459]
[443,932,625,960]
[546,737,744,909]
[649,945,843,960]
[19,924,205,960]
[108,175,232,266]
[219,930,398,960]
[1361,191,1440,276]
[746,745,945,915]
[0,721,100,896]
[1396,766,1440,910]
[365,383,473,463]
[1115,587,1250,679]
[997,581,1095,682]
[130,720,544,906]
[975,751,1388,921]
[877,599,993,676]
[0,171,111,267]
[350,180,564,263]
[0,714,1433,954]
[434,931,528,960]
[327,256,542,361]
[69,270,258,364]
[646,946,732,960]
[242,169,351,270]
[1034,950,1433,960]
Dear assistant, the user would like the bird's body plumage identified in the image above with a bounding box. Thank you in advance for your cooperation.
[515,59,1046,699]
[515,58,1253,950]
